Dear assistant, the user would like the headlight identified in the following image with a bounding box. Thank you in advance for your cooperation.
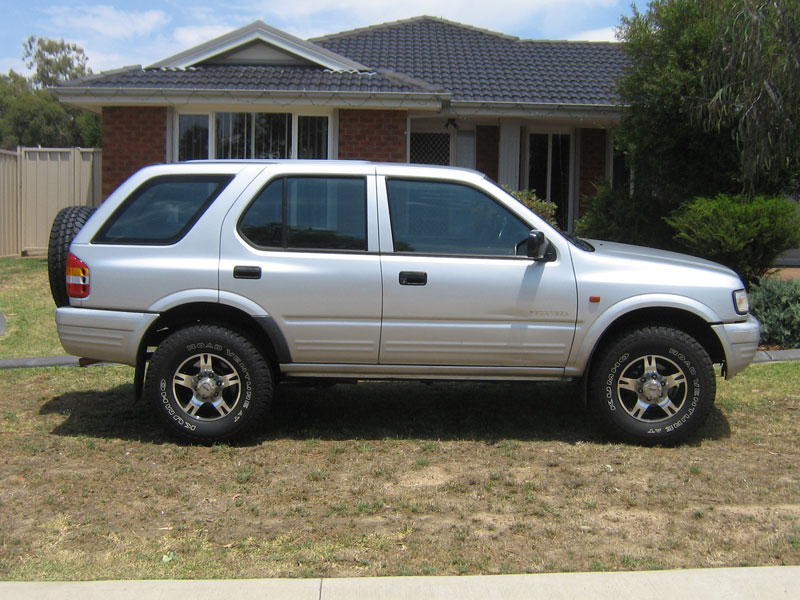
[733,289,749,315]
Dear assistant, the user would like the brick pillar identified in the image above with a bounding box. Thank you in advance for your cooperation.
[338,110,407,162]
[102,106,167,199]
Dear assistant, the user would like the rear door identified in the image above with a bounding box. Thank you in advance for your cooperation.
[219,164,382,364]
[377,172,578,369]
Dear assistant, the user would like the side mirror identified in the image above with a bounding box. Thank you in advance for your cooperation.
[526,230,550,260]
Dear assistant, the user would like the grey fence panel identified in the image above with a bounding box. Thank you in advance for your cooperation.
[2,147,101,256]
[0,150,20,257]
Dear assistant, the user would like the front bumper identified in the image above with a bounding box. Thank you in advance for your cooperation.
[712,314,761,379]
[55,307,159,366]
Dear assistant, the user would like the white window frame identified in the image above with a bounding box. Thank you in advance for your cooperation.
[172,108,334,161]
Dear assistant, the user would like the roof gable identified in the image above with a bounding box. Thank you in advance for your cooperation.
[150,20,366,71]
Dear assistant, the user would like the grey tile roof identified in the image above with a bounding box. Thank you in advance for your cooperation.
[314,16,627,106]
[58,16,627,108]
[63,64,434,95]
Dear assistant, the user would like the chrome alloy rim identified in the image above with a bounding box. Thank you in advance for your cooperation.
[172,353,241,421]
[616,354,687,423]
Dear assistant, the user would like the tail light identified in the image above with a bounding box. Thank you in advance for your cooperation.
[66,253,90,298]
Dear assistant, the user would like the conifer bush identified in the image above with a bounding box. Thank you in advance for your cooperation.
[665,194,800,284]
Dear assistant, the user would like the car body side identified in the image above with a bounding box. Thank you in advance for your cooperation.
[55,162,759,384]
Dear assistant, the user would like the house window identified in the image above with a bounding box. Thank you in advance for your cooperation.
[176,112,330,161]
[255,113,291,159]
[410,132,450,165]
[178,115,209,161]
[298,116,328,159]
[527,133,571,229]
[216,113,251,159]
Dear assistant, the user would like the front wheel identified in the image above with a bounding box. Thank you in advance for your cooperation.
[145,325,272,443]
[589,326,716,445]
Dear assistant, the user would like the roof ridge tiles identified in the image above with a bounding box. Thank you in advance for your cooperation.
[311,15,519,43]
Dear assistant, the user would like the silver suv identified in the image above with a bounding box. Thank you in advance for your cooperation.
[49,161,760,444]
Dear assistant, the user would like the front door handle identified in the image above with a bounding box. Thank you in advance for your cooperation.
[399,271,427,286]
[233,265,262,280]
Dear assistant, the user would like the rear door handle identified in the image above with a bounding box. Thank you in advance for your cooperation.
[233,265,262,280]
[399,271,427,286]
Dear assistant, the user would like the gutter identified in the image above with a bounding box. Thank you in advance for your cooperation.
[53,86,449,112]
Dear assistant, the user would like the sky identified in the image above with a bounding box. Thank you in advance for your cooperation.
[0,0,642,77]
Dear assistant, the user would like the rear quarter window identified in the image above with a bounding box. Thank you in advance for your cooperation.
[93,175,232,245]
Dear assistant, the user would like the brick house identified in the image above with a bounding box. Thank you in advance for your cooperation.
[54,17,627,231]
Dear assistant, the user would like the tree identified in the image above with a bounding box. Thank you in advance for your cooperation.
[23,36,91,88]
[0,37,100,148]
[614,0,741,208]
[702,0,800,190]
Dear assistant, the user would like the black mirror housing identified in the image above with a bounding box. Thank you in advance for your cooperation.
[526,230,549,260]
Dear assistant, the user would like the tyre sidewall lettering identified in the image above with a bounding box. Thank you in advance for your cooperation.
[596,334,712,442]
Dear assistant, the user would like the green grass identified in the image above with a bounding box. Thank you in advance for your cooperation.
[0,258,63,358]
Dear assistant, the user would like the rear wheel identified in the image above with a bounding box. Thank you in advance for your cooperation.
[589,325,715,445]
[48,205,95,307]
[145,324,272,443]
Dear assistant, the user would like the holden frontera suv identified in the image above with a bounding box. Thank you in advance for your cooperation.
[48,161,760,445]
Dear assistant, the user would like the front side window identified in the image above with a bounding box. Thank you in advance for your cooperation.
[386,179,530,256]
[239,177,367,251]
[94,175,232,245]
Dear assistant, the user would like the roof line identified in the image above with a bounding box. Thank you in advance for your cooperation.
[311,15,519,43]
[149,20,368,71]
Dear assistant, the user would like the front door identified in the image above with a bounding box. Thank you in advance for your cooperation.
[378,177,577,368]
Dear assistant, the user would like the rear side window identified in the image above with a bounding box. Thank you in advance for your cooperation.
[93,175,232,244]
[238,176,367,251]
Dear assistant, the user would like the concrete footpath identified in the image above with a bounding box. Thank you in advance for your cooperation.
[1,567,799,599]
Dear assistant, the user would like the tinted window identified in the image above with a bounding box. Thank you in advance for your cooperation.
[94,175,232,245]
[386,179,530,256]
[239,177,367,251]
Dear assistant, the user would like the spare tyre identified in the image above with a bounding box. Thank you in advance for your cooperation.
[48,205,96,307]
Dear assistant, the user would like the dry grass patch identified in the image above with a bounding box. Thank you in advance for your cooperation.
[0,362,798,580]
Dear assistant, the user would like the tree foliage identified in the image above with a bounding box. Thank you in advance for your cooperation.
[0,37,100,149]
[702,0,800,190]
[615,0,741,209]
[23,36,91,88]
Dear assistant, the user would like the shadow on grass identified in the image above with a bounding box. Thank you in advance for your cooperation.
[40,379,731,446]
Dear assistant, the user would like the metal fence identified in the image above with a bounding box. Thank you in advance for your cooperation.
[0,147,102,257]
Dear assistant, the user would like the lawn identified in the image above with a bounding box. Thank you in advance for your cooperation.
[0,258,798,580]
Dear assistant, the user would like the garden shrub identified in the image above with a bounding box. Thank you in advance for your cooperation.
[665,194,800,285]
[575,184,675,249]
[749,277,800,347]
[507,188,558,227]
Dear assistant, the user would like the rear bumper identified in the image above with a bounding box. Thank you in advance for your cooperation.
[713,315,761,379]
[56,307,158,366]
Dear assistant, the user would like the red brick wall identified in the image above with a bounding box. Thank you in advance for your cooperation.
[102,106,167,199]
[476,125,499,182]
[338,109,407,162]
[578,128,607,218]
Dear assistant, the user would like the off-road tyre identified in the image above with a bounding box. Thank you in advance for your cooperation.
[145,324,272,444]
[588,325,716,445]
[47,205,95,307]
